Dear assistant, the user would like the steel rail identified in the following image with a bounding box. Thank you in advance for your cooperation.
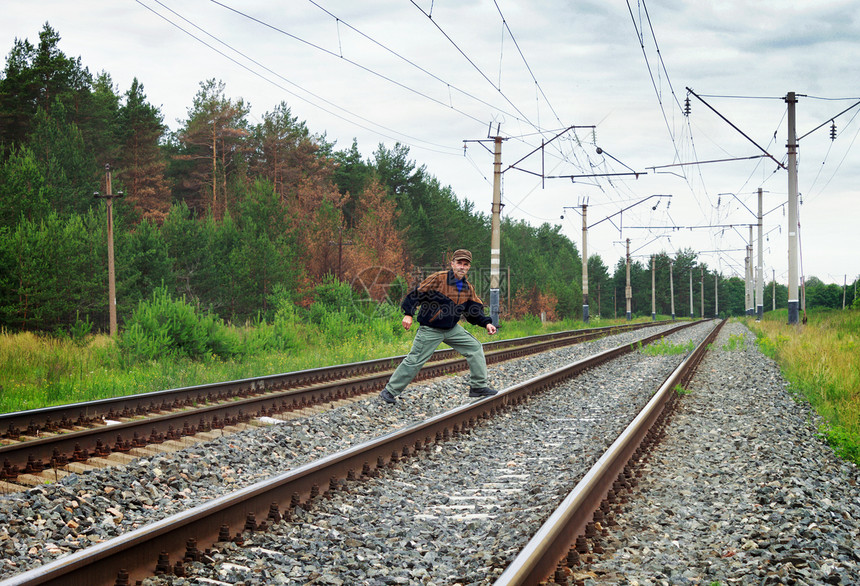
[0,322,699,586]
[0,322,672,476]
[493,318,726,585]
[1,322,662,433]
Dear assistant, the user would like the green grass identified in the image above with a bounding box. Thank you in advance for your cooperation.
[674,384,692,396]
[722,333,746,351]
[0,315,653,414]
[746,308,860,465]
[639,337,695,356]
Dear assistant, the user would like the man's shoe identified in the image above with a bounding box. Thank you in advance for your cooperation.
[379,388,397,404]
[469,387,498,398]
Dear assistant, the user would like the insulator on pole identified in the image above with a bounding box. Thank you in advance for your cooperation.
[830,120,837,140]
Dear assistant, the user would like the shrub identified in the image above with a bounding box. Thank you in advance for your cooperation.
[55,312,93,346]
[240,288,303,355]
[120,286,240,361]
[69,313,93,344]
[722,333,746,351]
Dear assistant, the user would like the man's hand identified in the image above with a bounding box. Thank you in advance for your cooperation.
[486,323,497,335]
[402,315,413,330]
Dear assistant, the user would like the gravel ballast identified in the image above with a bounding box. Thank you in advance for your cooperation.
[579,321,860,585]
[0,322,680,580]
[134,323,715,585]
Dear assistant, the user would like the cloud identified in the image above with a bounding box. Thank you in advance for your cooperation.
[2,0,858,283]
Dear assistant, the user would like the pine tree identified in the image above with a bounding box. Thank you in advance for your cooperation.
[173,79,250,218]
[116,78,170,223]
[249,102,312,203]
[0,145,50,227]
[27,103,98,216]
[346,177,405,284]
[0,24,93,153]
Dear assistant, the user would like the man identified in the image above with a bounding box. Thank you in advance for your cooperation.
[379,249,498,404]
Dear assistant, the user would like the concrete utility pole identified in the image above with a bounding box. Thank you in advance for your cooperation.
[745,227,754,316]
[483,124,601,325]
[749,225,755,316]
[489,135,503,327]
[700,267,704,319]
[613,286,617,319]
[564,195,670,322]
[94,164,123,337]
[625,238,632,321]
[715,273,719,317]
[689,267,694,319]
[330,228,355,280]
[786,91,800,324]
[651,255,656,321]
[844,275,847,310]
[582,204,589,323]
[669,261,675,321]
[756,188,764,320]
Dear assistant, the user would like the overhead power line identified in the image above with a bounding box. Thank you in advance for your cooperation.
[686,87,786,170]
[303,0,530,130]
[138,0,461,154]
[209,0,600,184]
[625,0,683,152]
[409,0,596,178]
[491,0,562,128]
[625,0,715,224]
[409,0,537,132]
[209,0,491,128]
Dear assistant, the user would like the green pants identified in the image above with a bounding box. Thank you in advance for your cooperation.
[385,324,488,396]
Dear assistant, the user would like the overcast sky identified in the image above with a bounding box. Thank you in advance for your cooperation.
[4,0,859,286]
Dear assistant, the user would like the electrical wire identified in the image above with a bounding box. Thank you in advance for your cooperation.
[625,0,719,232]
[408,0,537,132]
[209,0,491,128]
[303,0,533,131]
[625,0,683,158]
[409,0,595,178]
[491,0,567,135]
[138,0,462,156]
[251,0,602,204]
[462,147,492,188]
[805,106,860,201]
[207,0,608,204]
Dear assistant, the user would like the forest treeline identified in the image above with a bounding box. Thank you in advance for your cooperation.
[0,24,855,334]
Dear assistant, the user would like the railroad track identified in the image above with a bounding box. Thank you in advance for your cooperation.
[496,318,725,584]
[0,321,672,488]
[0,319,715,586]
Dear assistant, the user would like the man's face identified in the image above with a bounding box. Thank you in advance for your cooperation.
[451,258,471,279]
